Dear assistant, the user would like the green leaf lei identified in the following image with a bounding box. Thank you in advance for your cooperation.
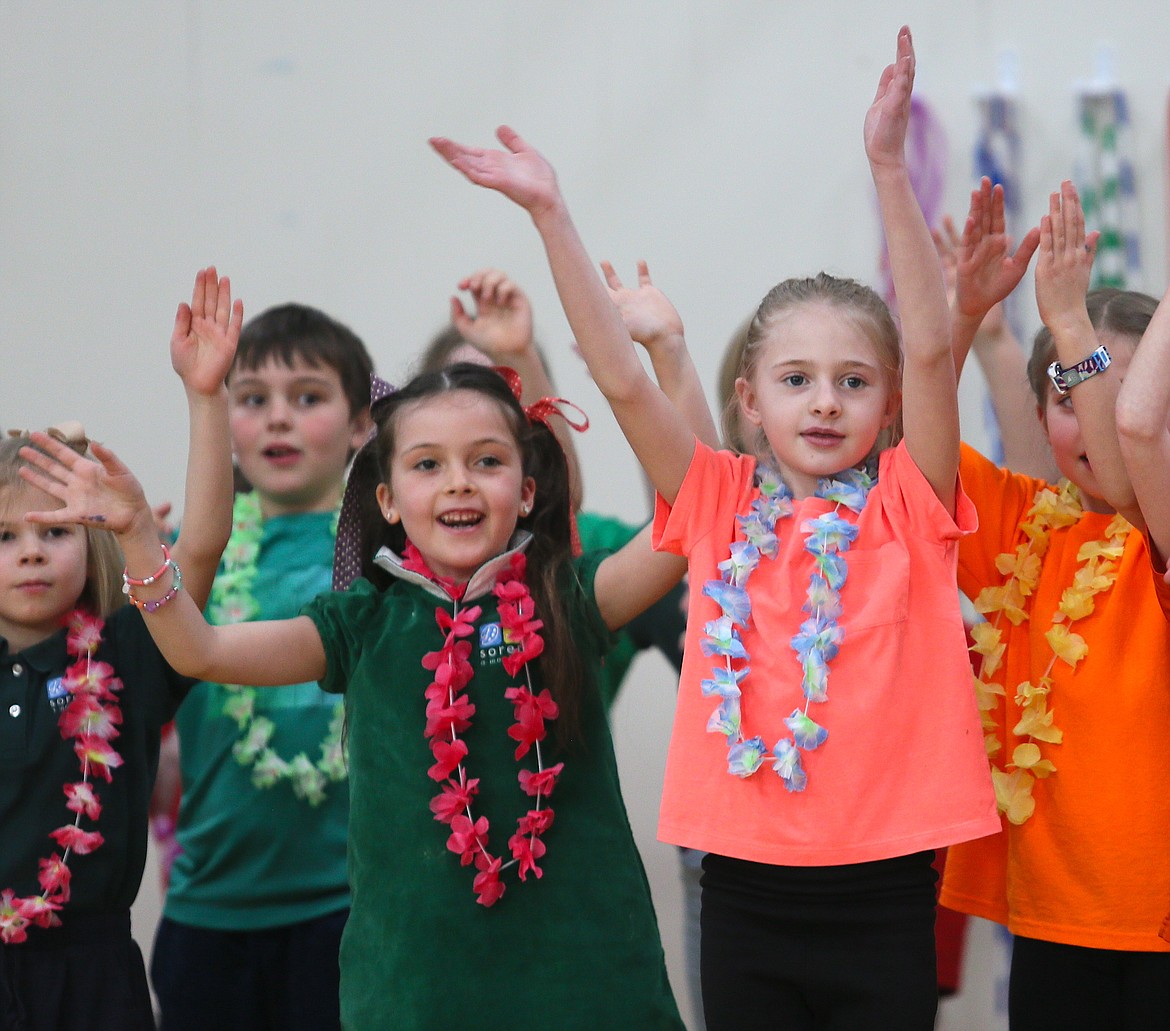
[208,491,346,806]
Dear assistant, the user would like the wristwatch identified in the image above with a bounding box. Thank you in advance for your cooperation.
[1047,345,1112,394]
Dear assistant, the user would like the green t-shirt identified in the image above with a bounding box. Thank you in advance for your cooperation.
[305,551,683,1031]
[577,511,686,710]
[165,510,350,930]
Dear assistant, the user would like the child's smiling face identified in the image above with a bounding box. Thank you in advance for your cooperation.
[376,389,535,584]
[228,356,369,518]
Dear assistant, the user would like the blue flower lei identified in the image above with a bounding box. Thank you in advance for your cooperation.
[700,463,875,790]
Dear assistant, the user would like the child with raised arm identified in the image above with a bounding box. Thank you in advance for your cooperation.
[0,268,237,1030]
[432,27,997,1030]
[22,358,687,1030]
[419,264,706,711]
[944,177,1170,1029]
[149,303,375,1031]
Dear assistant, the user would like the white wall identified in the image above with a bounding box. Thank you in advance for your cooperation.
[7,5,1168,1029]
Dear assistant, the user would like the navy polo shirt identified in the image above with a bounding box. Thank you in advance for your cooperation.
[1,605,191,915]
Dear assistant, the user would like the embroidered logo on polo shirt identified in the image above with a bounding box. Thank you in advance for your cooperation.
[478,621,520,668]
[46,676,69,714]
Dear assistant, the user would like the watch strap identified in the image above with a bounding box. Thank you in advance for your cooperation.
[1047,345,1112,394]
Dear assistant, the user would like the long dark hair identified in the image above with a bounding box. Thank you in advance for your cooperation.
[352,362,587,743]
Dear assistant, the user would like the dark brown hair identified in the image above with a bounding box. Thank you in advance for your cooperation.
[233,303,375,418]
[352,362,586,743]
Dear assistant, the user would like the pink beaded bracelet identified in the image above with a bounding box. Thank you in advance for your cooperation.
[126,560,183,614]
[122,545,172,593]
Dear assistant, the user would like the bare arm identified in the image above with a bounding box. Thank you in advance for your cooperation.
[21,436,327,687]
[1116,282,1170,561]
[452,267,584,511]
[865,27,958,511]
[936,199,1053,477]
[166,267,242,609]
[1034,181,1140,523]
[601,259,721,450]
[430,128,696,505]
[593,524,688,631]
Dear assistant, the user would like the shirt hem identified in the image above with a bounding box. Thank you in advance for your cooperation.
[658,813,1001,867]
[162,894,350,932]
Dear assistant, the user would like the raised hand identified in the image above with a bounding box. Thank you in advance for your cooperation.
[430,127,561,217]
[601,260,684,353]
[171,266,244,398]
[450,268,534,358]
[1034,180,1099,333]
[864,26,914,172]
[955,177,1040,321]
[19,432,151,537]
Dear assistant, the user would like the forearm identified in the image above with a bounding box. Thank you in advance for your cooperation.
[873,163,958,503]
[873,166,951,368]
[644,332,720,449]
[170,385,233,609]
[952,310,983,382]
[120,514,324,685]
[1117,286,1170,553]
[530,202,652,406]
[1051,319,1140,519]
[972,324,1057,479]
[529,201,694,500]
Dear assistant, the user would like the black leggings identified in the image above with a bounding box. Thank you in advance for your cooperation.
[700,851,938,1031]
[1009,935,1170,1031]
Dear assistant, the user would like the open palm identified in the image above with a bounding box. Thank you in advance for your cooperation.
[431,127,560,216]
[170,266,243,397]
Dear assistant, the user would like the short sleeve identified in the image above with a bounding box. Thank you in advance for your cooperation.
[109,605,193,723]
[565,550,619,664]
[653,441,755,558]
[879,440,977,543]
[302,580,381,694]
[1143,532,1170,618]
[957,443,1047,599]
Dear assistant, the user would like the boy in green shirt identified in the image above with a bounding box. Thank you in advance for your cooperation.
[150,303,374,1031]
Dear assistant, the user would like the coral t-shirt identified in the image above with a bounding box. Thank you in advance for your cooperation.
[653,440,998,866]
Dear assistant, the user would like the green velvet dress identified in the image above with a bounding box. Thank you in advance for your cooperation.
[304,545,682,1031]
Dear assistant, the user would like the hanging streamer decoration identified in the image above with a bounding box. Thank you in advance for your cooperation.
[973,89,1022,465]
[1077,84,1142,289]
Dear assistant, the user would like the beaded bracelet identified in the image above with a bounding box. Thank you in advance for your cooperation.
[122,545,172,594]
[126,560,184,614]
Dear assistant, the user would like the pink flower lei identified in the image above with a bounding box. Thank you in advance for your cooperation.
[1,611,123,944]
[405,543,559,907]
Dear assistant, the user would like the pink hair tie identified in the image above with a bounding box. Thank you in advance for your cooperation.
[493,366,590,555]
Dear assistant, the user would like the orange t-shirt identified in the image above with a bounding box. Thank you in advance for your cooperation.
[653,440,998,866]
[940,444,1170,951]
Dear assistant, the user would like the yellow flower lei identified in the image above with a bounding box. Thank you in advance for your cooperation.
[969,479,1130,825]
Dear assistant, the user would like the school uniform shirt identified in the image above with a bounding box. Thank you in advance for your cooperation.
[304,545,683,1031]
[1,605,189,916]
[940,444,1170,951]
[653,439,999,866]
[576,510,686,710]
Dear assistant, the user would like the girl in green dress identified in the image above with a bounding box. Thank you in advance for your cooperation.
[19,360,685,1031]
